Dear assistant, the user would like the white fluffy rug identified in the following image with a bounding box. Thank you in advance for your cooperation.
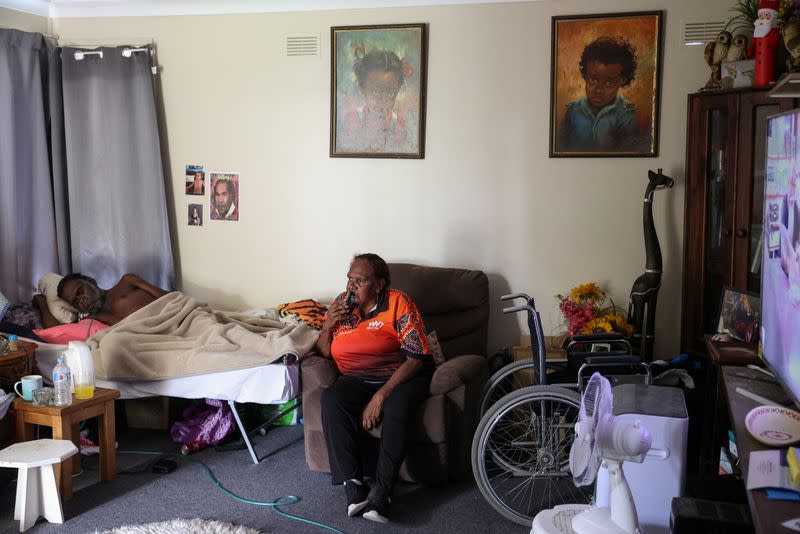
[100,518,261,534]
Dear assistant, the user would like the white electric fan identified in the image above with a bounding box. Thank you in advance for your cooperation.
[531,372,652,534]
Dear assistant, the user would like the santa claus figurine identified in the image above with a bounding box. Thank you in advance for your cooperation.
[751,0,781,86]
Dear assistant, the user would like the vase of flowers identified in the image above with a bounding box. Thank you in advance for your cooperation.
[556,283,634,340]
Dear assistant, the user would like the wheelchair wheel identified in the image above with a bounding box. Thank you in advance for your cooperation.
[471,385,593,526]
[477,359,537,418]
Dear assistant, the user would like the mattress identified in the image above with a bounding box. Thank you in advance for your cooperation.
[27,339,299,404]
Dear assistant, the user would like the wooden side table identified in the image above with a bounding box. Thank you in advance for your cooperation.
[0,340,37,392]
[9,387,121,500]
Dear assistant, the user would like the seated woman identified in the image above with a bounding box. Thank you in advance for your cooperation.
[316,253,433,524]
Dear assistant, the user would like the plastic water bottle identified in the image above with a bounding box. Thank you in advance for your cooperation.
[53,357,72,407]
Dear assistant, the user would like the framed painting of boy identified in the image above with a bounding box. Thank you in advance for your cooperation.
[330,23,428,159]
[549,11,663,158]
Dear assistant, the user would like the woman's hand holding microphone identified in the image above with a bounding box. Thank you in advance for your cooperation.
[322,292,354,332]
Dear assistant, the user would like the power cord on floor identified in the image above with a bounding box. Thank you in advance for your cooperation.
[119,450,344,534]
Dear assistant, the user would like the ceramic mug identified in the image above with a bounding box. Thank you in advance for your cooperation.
[14,374,43,402]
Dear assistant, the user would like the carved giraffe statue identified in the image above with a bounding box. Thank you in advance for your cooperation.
[628,169,674,362]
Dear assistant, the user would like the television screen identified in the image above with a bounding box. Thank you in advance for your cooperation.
[763,108,800,404]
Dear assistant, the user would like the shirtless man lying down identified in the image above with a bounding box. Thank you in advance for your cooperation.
[34,273,168,328]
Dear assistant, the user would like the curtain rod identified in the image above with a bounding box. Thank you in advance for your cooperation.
[72,47,150,61]
[58,37,153,47]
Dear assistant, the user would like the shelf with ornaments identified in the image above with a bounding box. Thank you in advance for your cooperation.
[703,0,795,92]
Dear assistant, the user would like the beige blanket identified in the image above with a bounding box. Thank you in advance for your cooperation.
[86,292,320,380]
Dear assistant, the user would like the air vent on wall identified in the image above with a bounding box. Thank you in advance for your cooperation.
[286,35,319,57]
[683,20,727,46]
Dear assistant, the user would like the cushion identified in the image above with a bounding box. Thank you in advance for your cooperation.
[37,273,78,324]
[427,330,445,366]
[33,317,109,344]
[277,299,327,329]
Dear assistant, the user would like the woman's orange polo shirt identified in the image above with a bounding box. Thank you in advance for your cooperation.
[328,288,431,380]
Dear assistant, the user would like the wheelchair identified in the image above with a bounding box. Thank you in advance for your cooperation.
[471,293,650,526]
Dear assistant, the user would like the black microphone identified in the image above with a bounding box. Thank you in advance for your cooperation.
[344,291,355,312]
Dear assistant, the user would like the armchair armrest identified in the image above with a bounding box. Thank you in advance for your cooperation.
[300,354,339,393]
[429,354,488,396]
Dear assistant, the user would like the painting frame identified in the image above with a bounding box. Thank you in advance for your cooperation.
[330,23,428,159]
[716,287,761,344]
[549,11,663,158]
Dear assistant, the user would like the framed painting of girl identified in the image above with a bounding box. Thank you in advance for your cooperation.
[330,24,428,158]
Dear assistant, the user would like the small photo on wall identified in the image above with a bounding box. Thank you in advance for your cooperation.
[185,164,205,196]
[209,172,239,221]
[188,204,203,226]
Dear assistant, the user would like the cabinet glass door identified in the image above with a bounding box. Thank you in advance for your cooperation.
[703,107,733,335]
[747,103,780,292]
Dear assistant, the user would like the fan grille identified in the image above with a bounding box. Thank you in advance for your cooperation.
[570,373,611,486]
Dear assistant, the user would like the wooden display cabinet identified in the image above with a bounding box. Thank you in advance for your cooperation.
[681,88,797,354]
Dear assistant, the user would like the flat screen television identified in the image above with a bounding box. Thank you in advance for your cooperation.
[763,108,800,405]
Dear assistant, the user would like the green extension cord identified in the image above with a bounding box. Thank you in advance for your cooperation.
[119,450,344,534]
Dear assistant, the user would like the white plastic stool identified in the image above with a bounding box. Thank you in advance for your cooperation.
[0,439,78,532]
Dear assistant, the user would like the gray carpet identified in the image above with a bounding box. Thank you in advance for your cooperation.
[0,425,526,533]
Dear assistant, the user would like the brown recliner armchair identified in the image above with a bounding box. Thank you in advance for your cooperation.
[301,263,490,484]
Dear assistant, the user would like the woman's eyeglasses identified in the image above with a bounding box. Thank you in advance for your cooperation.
[347,276,372,287]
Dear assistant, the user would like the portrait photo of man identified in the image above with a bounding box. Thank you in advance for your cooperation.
[209,172,239,221]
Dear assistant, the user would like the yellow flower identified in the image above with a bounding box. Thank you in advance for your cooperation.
[604,312,635,337]
[581,318,613,334]
[557,282,635,338]
[569,283,604,303]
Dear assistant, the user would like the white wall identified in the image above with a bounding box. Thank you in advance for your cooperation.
[1,5,48,33]
[48,0,729,357]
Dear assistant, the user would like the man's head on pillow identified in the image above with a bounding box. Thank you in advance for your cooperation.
[52,273,167,327]
[57,273,105,315]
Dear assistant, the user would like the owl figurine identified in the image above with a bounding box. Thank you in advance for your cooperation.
[704,30,732,89]
[725,34,750,62]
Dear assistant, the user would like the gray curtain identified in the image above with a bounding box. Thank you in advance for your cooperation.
[61,46,174,290]
[0,29,70,303]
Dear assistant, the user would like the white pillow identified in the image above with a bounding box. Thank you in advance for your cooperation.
[37,273,78,324]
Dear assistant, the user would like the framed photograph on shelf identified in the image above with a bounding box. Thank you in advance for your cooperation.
[330,23,428,158]
[549,11,663,158]
[716,287,761,344]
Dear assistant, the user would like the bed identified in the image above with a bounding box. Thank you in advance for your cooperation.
[7,292,321,464]
[32,339,299,403]
[27,338,301,464]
